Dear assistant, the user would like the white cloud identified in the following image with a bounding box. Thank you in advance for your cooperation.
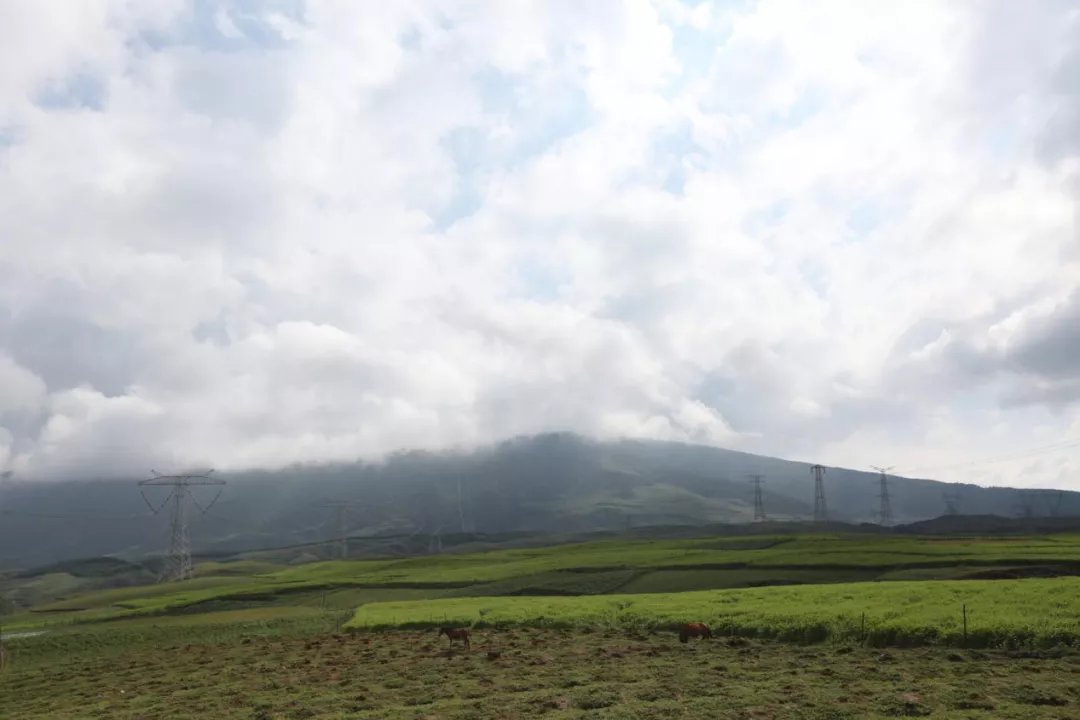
[0,0,1078,487]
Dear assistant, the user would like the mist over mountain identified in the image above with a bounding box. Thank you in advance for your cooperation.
[2,433,1076,570]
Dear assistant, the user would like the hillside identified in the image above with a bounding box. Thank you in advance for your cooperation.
[1,433,1077,569]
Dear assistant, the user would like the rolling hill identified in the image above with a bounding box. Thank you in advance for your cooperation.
[1,432,1077,569]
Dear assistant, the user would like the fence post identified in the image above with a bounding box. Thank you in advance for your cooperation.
[962,604,967,645]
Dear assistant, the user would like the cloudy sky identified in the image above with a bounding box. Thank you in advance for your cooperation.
[1,1,1078,487]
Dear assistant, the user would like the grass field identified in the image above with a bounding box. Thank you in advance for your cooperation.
[5,530,1080,717]
[10,533,1080,630]
[4,623,1080,719]
[345,577,1080,648]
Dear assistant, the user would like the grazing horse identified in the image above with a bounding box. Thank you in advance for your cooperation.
[679,622,712,643]
[439,627,471,649]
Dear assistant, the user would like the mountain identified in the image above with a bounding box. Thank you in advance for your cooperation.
[1,432,1077,570]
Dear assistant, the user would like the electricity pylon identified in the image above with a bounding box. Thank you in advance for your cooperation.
[455,475,476,533]
[871,465,895,526]
[810,464,828,522]
[139,470,224,582]
[1014,491,1036,519]
[1046,490,1065,517]
[315,500,365,559]
[748,474,767,522]
[942,490,962,515]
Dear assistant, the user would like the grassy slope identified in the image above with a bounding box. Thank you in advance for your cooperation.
[346,577,1080,648]
[10,533,1080,630]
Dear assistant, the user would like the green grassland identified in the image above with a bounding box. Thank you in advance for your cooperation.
[5,530,1080,718]
[9,532,1080,631]
[346,576,1080,648]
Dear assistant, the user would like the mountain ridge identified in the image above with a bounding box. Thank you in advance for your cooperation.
[1,432,1077,569]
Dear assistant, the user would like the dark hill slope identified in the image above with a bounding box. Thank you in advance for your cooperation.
[1,433,1077,568]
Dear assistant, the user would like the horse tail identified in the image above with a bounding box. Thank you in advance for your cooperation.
[679,628,689,643]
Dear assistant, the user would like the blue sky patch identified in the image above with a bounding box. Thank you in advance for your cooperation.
[650,120,707,195]
[473,66,591,169]
[135,0,303,54]
[35,73,106,112]
[432,127,489,230]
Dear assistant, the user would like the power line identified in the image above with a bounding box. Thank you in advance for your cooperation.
[810,464,828,523]
[747,474,766,522]
[871,465,895,526]
[138,470,224,582]
[1,510,151,521]
[907,436,1080,475]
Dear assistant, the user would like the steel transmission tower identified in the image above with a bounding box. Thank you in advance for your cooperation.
[1049,490,1065,517]
[872,465,895,526]
[810,465,828,522]
[139,470,224,582]
[942,490,961,516]
[748,474,767,522]
[1014,491,1036,519]
[455,475,476,533]
[315,500,365,560]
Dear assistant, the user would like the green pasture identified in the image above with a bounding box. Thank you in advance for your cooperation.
[345,576,1080,648]
[4,606,350,668]
[8,532,1080,632]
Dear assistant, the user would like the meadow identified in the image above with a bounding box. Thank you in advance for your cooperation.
[5,530,1080,718]
[346,576,1080,648]
[9,532,1080,630]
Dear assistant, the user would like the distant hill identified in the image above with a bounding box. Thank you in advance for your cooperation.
[897,514,1080,535]
[1,432,1078,569]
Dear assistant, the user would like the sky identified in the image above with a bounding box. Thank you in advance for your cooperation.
[0,1,1078,488]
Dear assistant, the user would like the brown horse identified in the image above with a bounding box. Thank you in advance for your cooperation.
[439,627,471,649]
[679,622,712,643]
